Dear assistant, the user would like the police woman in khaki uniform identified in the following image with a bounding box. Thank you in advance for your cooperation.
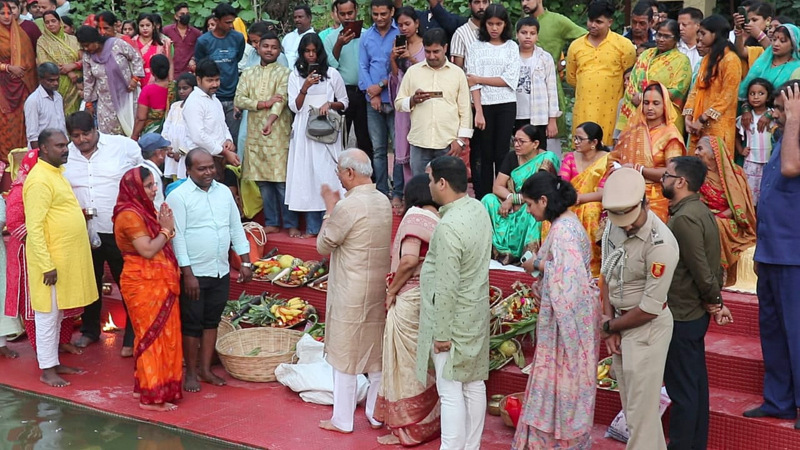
[599,168,679,450]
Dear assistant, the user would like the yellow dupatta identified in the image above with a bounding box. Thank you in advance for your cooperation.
[569,153,609,278]
[36,22,82,114]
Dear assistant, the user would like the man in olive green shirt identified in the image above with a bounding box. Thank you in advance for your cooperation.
[662,156,731,450]
[416,156,491,450]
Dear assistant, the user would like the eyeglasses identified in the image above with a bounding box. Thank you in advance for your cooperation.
[655,33,675,40]
[573,136,590,142]
[512,138,531,145]
[661,172,682,182]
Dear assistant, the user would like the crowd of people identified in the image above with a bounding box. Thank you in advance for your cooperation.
[1,0,800,447]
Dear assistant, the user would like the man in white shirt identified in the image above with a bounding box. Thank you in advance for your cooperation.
[137,133,169,209]
[183,59,240,166]
[449,0,488,68]
[677,7,703,73]
[24,63,66,149]
[282,4,315,68]
[64,111,143,354]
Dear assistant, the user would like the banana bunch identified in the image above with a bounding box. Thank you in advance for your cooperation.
[597,364,610,380]
[270,297,307,323]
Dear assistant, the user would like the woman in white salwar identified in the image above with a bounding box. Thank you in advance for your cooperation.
[285,33,348,238]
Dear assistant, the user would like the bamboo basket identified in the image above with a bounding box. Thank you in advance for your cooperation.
[215,327,303,382]
[499,392,525,427]
[217,317,240,340]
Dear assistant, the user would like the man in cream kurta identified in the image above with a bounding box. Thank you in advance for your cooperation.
[24,129,97,387]
[417,156,492,450]
[317,149,392,434]
[234,32,297,234]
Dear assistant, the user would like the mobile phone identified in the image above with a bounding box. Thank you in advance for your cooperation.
[308,63,320,75]
[342,20,363,38]
[520,251,534,264]
[736,6,747,29]
[395,34,407,47]
[426,91,444,98]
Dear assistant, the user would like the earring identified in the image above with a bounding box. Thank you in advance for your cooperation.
[591,145,595,150]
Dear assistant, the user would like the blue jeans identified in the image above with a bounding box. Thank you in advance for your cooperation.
[256,181,298,229]
[392,162,405,199]
[305,211,325,235]
[366,104,395,195]
[410,144,449,176]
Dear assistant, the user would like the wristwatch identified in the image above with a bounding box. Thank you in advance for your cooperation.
[602,319,612,334]
[456,139,466,147]
[378,80,386,89]
[240,262,253,269]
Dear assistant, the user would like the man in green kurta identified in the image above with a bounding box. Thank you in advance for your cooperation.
[417,156,492,450]
[522,0,586,149]
[233,31,297,234]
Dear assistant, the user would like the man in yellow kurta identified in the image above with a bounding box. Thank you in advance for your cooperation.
[566,0,636,146]
[317,149,392,434]
[233,31,296,235]
[24,129,97,387]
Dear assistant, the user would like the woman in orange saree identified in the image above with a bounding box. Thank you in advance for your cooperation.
[113,167,182,411]
[682,15,742,155]
[610,82,686,223]
[0,3,37,162]
[560,122,609,278]
[694,136,756,286]
[375,175,441,446]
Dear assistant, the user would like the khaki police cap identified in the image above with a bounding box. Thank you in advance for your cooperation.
[602,168,646,227]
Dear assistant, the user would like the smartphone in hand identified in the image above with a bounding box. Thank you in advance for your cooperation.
[395,34,407,47]
[308,63,320,75]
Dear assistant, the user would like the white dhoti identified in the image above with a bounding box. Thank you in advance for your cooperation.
[432,346,486,450]
[331,369,382,432]
[34,287,63,370]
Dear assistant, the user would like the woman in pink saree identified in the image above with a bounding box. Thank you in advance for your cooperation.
[374,175,441,446]
[5,149,82,354]
[514,171,600,449]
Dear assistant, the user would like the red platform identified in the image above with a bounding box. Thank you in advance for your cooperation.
[0,217,791,449]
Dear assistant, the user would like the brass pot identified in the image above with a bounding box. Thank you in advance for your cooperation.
[487,394,504,416]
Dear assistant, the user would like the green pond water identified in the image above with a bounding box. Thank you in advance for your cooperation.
[0,387,249,449]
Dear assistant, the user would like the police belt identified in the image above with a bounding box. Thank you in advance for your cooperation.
[615,303,668,316]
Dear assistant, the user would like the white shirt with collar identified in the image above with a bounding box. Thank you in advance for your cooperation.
[24,85,66,148]
[677,39,701,73]
[282,28,316,68]
[64,133,144,234]
[183,86,232,156]
[141,159,165,210]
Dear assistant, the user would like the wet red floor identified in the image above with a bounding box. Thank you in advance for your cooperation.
[0,290,629,449]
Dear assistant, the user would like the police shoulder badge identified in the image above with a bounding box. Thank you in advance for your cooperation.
[651,262,666,278]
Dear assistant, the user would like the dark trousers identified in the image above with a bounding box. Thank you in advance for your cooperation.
[82,233,134,347]
[664,314,710,450]
[756,263,800,417]
[471,102,516,199]
[179,274,230,337]
[344,85,373,158]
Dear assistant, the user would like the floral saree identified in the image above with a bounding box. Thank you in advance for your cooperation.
[113,169,182,405]
[375,207,440,446]
[611,82,686,223]
[36,23,82,115]
[482,151,561,257]
[616,48,692,134]
[513,215,599,449]
[698,137,756,286]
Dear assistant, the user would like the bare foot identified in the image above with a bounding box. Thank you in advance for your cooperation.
[40,368,70,387]
[288,227,302,238]
[198,369,226,386]
[59,343,83,355]
[73,335,98,348]
[0,346,19,359]
[263,226,281,234]
[391,197,404,216]
[183,373,201,392]
[139,402,178,412]
[370,421,384,430]
[377,434,400,445]
[120,346,133,358]
[133,392,141,399]
[300,233,317,239]
[318,420,352,434]
[55,364,84,375]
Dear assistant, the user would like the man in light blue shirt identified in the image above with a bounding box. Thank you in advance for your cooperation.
[324,0,373,160]
[358,0,399,197]
[166,149,252,393]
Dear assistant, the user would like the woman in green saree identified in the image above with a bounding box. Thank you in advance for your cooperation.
[481,124,560,264]
[615,19,692,135]
[37,11,82,115]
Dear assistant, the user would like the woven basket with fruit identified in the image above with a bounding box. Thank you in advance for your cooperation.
[253,254,328,287]
[223,292,318,329]
[488,281,540,371]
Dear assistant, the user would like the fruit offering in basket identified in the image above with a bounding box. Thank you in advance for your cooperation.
[224,292,316,328]
[491,281,539,322]
[596,356,618,390]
